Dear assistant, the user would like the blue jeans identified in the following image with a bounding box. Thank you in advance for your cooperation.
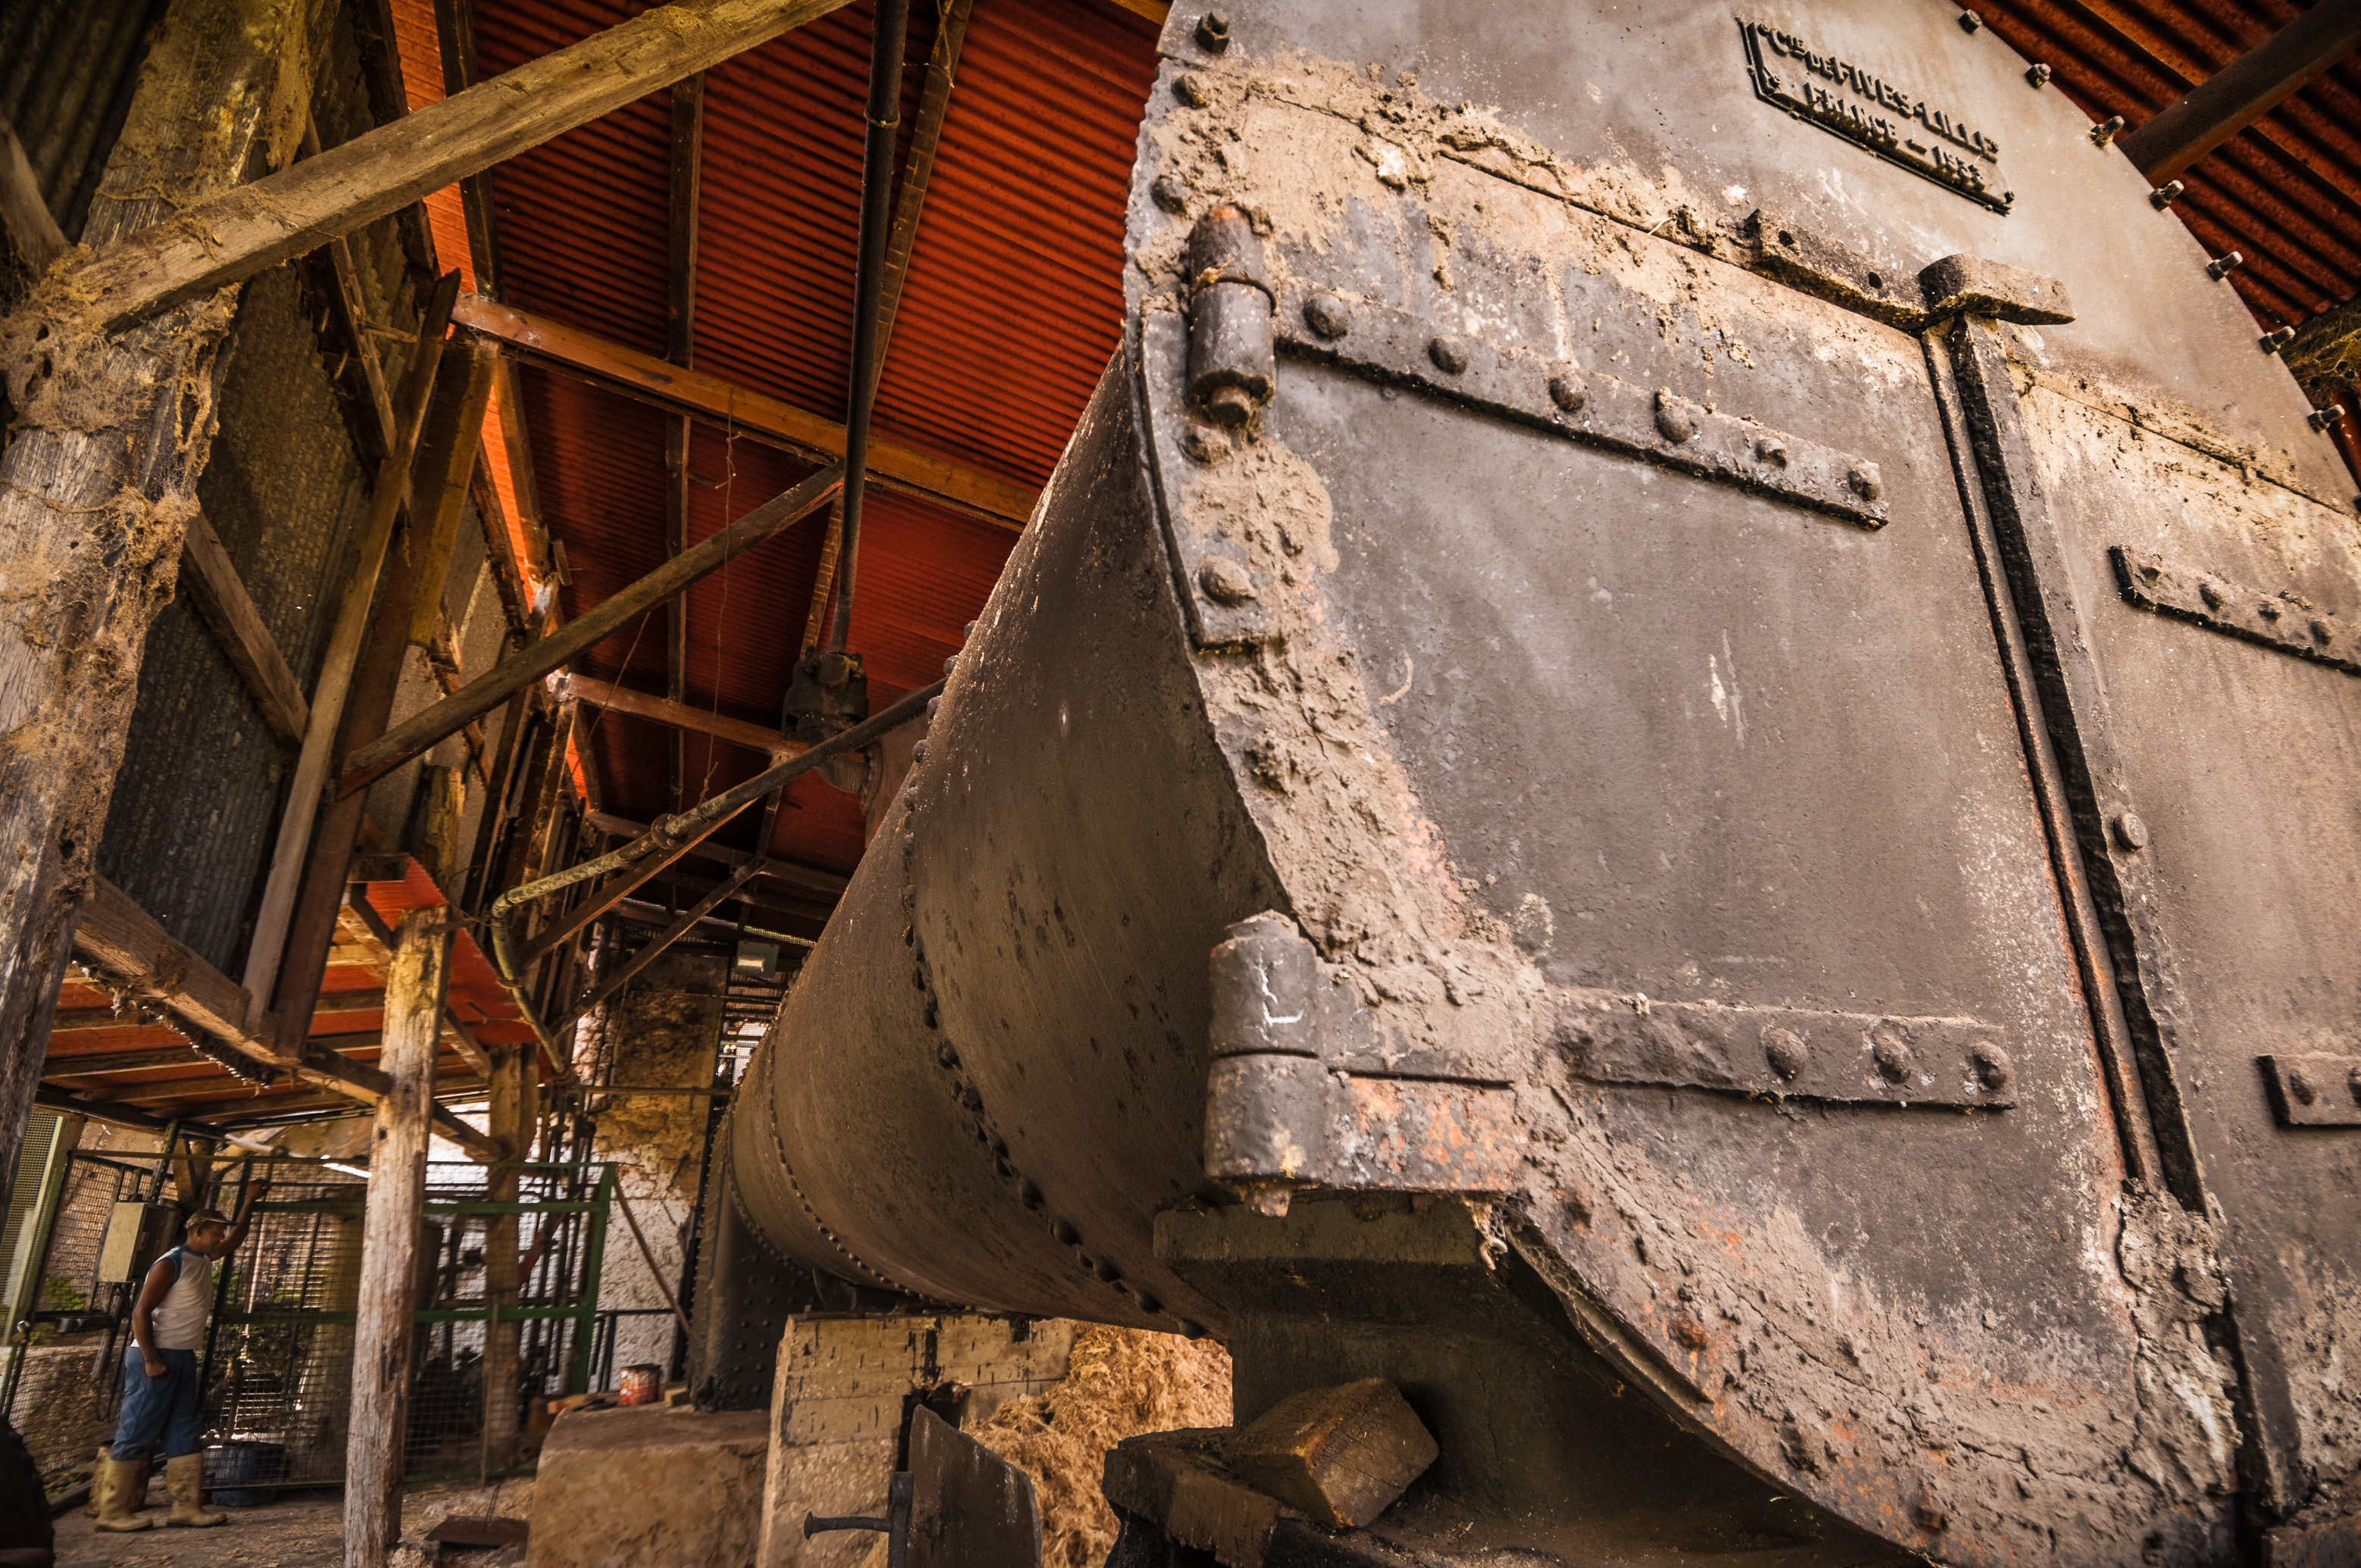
[111,1348,203,1461]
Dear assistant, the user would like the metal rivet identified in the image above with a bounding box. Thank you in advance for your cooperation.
[1654,389,1696,443]
[2288,1067,2319,1105]
[1870,1024,1913,1084]
[1198,556,1257,604]
[1173,72,1210,107]
[1051,1219,1079,1245]
[1150,173,1190,214]
[2311,618,2334,645]
[1970,1042,2014,1092]
[1763,1026,1809,1082]
[1017,1179,1042,1209]
[2199,581,2228,611]
[938,1041,960,1067]
[1194,11,1229,52]
[1182,423,1231,464]
[1428,335,1471,374]
[1754,435,1789,467]
[2150,180,2185,209]
[1547,366,1588,414]
[1134,1293,1163,1314]
[2112,811,2150,851]
[2089,114,2124,147]
[1957,9,1982,32]
[2347,1066,2361,1106]
[2261,326,2297,354]
[1847,461,1882,502]
[2207,251,2244,281]
[926,695,942,719]
[942,654,959,676]
[1912,1483,1949,1532]
[1176,1320,1206,1339]
[912,741,928,764]
[1303,292,1351,339]
[2025,62,2051,87]
[1093,1257,1122,1282]
[2259,598,2284,621]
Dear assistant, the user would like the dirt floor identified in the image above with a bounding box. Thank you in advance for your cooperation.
[49,1477,535,1568]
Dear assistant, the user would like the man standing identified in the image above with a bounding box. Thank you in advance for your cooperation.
[93,1182,270,1531]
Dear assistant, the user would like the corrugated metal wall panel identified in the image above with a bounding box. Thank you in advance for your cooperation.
[97,266,376,975]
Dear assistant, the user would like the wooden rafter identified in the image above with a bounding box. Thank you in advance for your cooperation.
[451,296,1035,529]
[40,0,860,333]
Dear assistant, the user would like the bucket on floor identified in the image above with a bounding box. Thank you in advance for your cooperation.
[206,1440,285,1507]
[617,1363,663,1406]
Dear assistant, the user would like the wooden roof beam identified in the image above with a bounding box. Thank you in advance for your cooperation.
[40,0,860,334]
[561,673,795,759]
[2119,4,2361,185]
[451,296,1036,530]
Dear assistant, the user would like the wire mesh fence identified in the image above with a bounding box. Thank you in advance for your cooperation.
[2,1154,614,1495]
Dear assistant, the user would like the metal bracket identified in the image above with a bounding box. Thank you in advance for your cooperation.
[2259,1054,2361,1127]
[1272,286,1891,528]
[1204,914,1521,1210]
[1554,991,2017,1110]
[2113,545,2359,675]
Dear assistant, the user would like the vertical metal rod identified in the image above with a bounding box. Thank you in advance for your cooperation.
[826,0,913,653]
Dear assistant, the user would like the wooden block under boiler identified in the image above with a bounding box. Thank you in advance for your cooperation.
[1221,1379,1438,1529]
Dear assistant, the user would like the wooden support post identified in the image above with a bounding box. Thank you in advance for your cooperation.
[479,1041,536,1467]
[343,907,451,1567]
[339,466,843,795]
[0,0,317,1208]
[242,276,462,1014]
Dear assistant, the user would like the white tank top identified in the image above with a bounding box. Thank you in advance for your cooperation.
[150,1248,214,1351]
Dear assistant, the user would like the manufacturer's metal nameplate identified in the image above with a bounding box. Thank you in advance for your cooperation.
[1741,20,2010,213]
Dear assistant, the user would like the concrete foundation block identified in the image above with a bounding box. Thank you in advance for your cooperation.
[527,1405,770,1568]
[754,1314,1073,1568]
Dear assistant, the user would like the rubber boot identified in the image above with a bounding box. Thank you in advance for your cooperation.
[164,1453,226,1526]
[92,1457,154,1532]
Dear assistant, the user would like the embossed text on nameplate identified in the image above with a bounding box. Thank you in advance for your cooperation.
[1740,20,2010,213]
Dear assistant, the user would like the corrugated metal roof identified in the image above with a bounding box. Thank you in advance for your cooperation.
[428,0,1157,878]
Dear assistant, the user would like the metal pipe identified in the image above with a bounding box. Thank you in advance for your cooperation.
[487,678,943,981]
[825,0,912,654]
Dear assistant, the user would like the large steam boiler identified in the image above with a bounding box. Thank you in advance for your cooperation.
[692,5,2361,1563]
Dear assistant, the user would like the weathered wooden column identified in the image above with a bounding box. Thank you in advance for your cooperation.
[0,0,317,1198]
[344,907,451,1565]
[479,1041,540,1467]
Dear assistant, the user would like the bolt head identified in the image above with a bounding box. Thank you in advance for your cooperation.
[1970,1042,2014,1092]
[1173,72,1210,108]
[1303,292,1351,339]
[1763,1026,1810,1082]
[1847,461,1883,502]
[1194,11,1229,51]
[2112,811,2150,851]
[2026,62,2050,86]
[1754,434,1790,467]
[1150,173,1190,214]
[1428,334,1471,374]
[1547,365,1589,414]
[2288,1067,2319,1105]
[1654,389,1697,444]
[2150,180,2185,209]
[1957,9,1982,32]
[1870,1024,1914,1085]
[1198,555,1257,604]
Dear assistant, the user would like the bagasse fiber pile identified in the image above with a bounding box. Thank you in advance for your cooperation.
[975,1326,1232,1568]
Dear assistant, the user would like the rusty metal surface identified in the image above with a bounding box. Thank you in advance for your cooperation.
[907,1406,1042,1568]
[714,2,2361,1560]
